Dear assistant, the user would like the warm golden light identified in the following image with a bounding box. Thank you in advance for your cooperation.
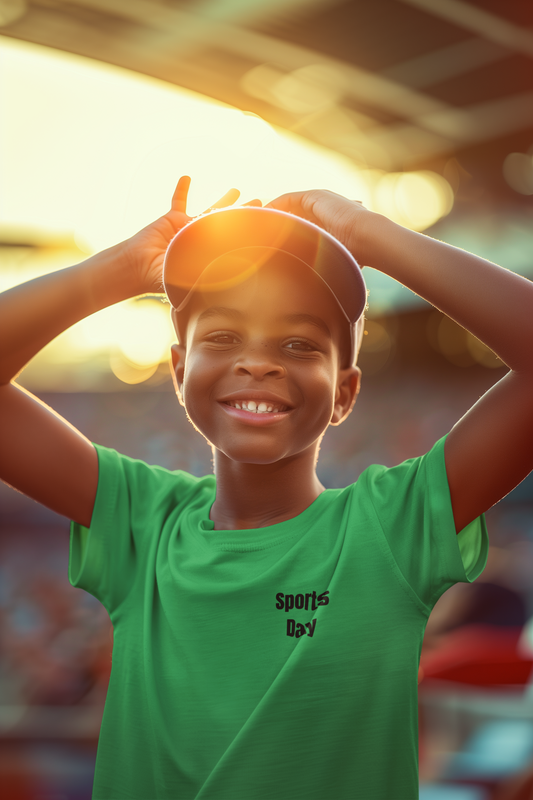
[21,299,176,387]
[71,299,174,368]
[109,355,160,385]
[373,171,454,231]
[1,36,455,390]
[114,301,174,368]
[241,63,344,114]
[1,36,452,255]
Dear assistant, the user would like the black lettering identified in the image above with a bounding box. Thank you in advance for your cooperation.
[295,623,306,638]
[275,593,284,609]
[305,592,313,610]
[305,620,317,637]
[295,593,304,609]
[285,594,295,613]
[287,619,295,637]
[311,590,318,611]
[317,590,330,607]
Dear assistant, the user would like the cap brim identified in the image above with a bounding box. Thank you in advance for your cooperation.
[163,206,367,363]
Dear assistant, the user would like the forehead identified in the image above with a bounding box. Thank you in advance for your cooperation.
[185,258,344,334]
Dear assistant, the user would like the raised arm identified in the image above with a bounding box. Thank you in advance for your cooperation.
[268,190,533,532]
[0,178,242,527]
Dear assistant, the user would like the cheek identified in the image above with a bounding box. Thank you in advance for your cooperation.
[297,366,338,423]
[180,352,224,420]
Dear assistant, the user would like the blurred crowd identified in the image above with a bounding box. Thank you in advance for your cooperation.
[0,557,111,709]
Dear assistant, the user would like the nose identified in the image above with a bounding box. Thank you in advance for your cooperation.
[234,341,285,380]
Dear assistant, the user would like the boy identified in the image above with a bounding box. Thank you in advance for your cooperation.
[1,174,532,800]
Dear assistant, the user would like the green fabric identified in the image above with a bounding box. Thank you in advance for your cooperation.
[457,518,486,578]
[69,435,487,800]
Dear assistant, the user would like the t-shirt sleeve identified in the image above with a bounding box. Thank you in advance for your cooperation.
[364,435,489,611]
[69,444,201,615]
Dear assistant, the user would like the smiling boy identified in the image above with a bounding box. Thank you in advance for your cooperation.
[164,204,365,530]
[1,176,533,800]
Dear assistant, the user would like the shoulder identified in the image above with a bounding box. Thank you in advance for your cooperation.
[93,443,215,504]
[355,436,448,508]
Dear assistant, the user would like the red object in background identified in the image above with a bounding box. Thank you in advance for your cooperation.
[420,625,533,687]
[0,773,34,800]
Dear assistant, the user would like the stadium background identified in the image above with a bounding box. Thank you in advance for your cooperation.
[1,2,533,798]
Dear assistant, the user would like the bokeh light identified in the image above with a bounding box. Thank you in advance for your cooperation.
[426,312,502,369]
[109,355,160,385]
[70,299,175,369]
[372,170,454,231]
[358,319,396,375]
[466,332,503,369]
[242,63,345,115]
[503,152,533,195]
[113,301,173,368]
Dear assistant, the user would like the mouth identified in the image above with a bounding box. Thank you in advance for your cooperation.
[223,399,289,414]
[218,394,294,425]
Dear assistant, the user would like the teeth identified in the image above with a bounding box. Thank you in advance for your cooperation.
[228,400,285,413]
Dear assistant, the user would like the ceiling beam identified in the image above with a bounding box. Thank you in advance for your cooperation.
[65,0,450,119]
[380,36,510,89]
[400,0,533,58]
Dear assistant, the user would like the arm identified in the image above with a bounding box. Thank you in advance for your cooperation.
[268,190,533,532]
[0,178,242,528]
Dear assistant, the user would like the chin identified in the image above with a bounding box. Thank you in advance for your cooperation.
[217,443,291,466]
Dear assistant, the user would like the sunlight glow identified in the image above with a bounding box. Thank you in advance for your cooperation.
[70,300,175,366]
[0,36,454,388]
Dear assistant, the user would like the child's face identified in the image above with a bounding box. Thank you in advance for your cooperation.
[171,259,360,466]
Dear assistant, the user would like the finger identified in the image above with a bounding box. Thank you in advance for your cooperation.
[202,188,240,214]
[171,176,192,214]
[266,194,324,229]
[265,191,306,213]
[242,199,262,207]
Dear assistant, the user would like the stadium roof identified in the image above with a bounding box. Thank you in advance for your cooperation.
[1,0,532,200]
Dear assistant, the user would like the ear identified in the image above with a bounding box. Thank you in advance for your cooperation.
[170,343,187,406]
[330,366,361,426]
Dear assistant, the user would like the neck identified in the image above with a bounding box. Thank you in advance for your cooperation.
[210,449,325,531]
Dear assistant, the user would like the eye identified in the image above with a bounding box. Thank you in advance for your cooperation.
[206,331,240,345]
[284,339,317,352]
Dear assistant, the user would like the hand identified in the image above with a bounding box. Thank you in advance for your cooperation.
[123,176,261,294]
[266,190,373,265]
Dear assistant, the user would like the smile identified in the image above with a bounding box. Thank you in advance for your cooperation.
[224,400,288,414]
[219,401,292,425]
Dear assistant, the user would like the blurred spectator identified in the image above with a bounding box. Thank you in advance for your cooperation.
[0,548,112,708]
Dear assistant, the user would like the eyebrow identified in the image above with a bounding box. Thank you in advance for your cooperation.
[196,307,331,337]
[196,307,245,323]
[283,314,332,337]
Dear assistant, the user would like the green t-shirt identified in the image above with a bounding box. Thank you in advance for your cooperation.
[70,435,487,800]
